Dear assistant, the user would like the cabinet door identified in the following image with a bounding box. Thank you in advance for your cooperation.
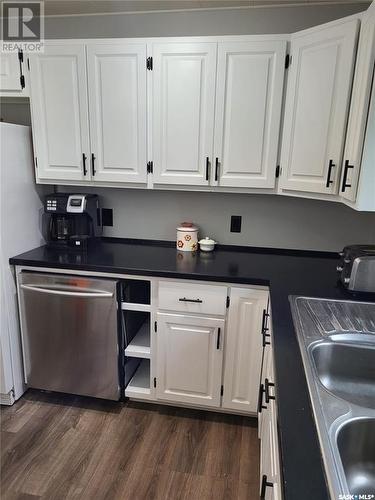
[87,43,147,184]
[29,44,90,181]
[156,312,224,407]
[279,19,359,194]
[260,415,274,500]
[260,348,280,500]
[0,53,22,92]
[258,308,271,438]
[340,2,375,202]
[222,288,269,413]
[151,43,216,186]
[214,41,286,188]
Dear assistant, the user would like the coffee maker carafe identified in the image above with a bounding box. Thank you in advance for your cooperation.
[44,193,102,250]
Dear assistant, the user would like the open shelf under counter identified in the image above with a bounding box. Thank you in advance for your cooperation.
[125,359,153,400]
[125,320,150,359]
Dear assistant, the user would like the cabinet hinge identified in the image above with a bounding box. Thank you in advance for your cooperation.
[153,377,157,388]
[146,56,153,71]
[154,321,157,332]
[226,296,230,308]
[220,385,224,397]
[20,75,25,89]
[18,50,23,62]
[147,161,153,174]
[285,54,292,69]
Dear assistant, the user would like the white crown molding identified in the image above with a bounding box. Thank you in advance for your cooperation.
[42,1,369,18]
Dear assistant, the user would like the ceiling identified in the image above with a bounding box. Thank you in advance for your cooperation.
[42,0,369,16]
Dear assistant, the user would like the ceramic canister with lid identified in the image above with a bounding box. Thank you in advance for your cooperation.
[176,222,199,252]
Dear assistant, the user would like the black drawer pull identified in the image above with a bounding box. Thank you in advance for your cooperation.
[261,309,270,347]
[341,159,354,192]
[215,157,219,181]
[216,327,221,350]
[258,383,267,414]
[326,159,335,188]
[260,474,273,499]
[178,297,203,303]
[82,153,87,176]
[91,153,96,176]
[205,157,210,181]
[265,378,275,404]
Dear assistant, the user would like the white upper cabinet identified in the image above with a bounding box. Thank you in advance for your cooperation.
[151,42,217,186]
[213,41,286,188]
[222,288,269,413]
[29,44,90,181]
[0,52,26,95]
[279,18,359,195]
[340,2,375,203]
[156,312,224,407]
[86,43,147,184]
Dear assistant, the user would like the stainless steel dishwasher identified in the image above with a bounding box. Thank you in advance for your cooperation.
[18,272,120,400]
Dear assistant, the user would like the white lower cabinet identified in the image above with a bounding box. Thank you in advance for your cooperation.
[222,288,269,413]
[156,312,224,407]
[259,317,282,500]
[154,281,269,414]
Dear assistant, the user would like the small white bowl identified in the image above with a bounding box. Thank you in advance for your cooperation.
[199,237,216,252]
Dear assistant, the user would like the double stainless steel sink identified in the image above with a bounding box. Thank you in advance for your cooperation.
[290,297,375,499]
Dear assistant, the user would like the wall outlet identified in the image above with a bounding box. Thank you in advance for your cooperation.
[230,215,242,233]
[101,208,113,227]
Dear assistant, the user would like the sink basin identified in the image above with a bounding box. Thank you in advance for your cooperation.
[290,297,375,499]
[337,418,375,495]
[311,342,375,409]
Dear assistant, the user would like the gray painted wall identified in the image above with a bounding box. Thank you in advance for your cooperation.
[0,101,31,126]
[2,3,374,252]
[60,186,375,252]
[44,3,368,38]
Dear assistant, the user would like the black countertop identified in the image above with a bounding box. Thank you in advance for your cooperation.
[10,239,375,500]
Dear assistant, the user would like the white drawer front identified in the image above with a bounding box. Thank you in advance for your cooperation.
[158,281,227,316]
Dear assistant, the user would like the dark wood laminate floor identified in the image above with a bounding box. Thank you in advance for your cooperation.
[1,390,260,500]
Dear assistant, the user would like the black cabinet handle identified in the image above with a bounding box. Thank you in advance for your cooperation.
[215,157,219,181]
[341,160,354,192]
[326,159,335,188]
[216,328,221,350]
[205,157,210,181]
[261,309,270,347]
[265,378,275,404]
[260,474,273,499]
[82,153,87,176]
[178,297,203,303]
[258,383,267,414]
[91,153,96,176]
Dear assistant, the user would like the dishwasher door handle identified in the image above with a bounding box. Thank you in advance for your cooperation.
[20,284,114,298]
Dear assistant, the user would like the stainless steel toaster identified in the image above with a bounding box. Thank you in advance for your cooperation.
[337,245,375,293]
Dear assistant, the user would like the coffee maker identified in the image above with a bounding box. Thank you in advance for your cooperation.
[44,193,102,250]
